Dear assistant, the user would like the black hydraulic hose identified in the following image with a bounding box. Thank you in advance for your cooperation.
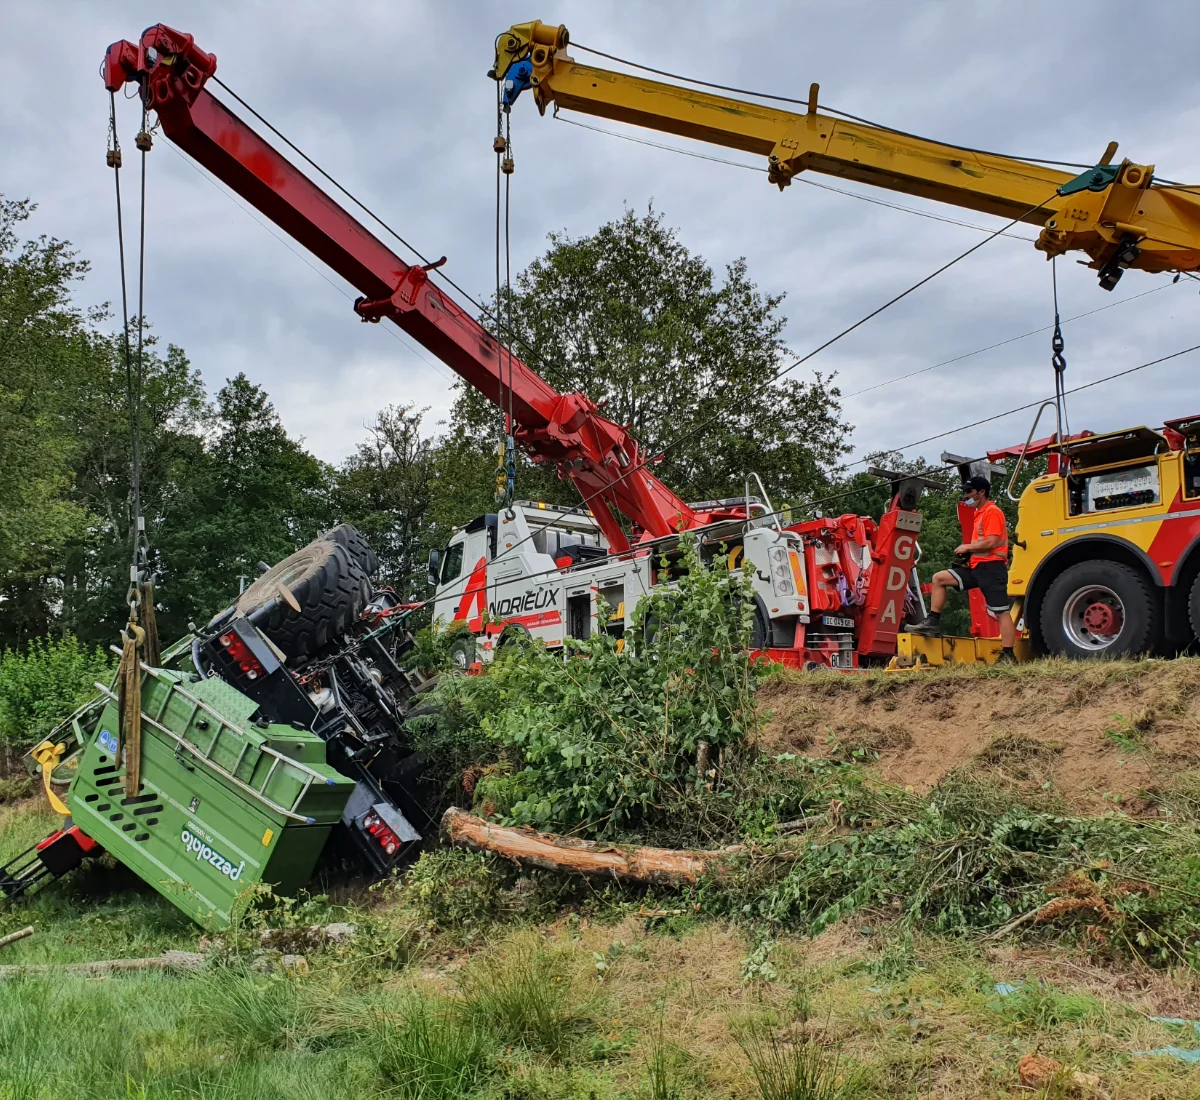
[190,637,209,679]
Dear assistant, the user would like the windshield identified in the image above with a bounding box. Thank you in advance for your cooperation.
[439,541,464,584]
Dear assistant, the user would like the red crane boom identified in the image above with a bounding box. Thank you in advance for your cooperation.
[102,25,737,553]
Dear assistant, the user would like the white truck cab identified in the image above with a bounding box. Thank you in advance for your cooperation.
[428,500,812,663]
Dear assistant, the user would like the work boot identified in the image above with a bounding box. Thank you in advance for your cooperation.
[994,648,1017,665]
[905,613,942,637]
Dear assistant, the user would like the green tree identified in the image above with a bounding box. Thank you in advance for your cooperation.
[0,636,110,764]
[153,374,336,632]
[0,198,101,644]
[60,335,208,646]
[336,403,435,599]
[450,205,851,516]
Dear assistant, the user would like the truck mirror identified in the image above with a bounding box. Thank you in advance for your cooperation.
[427,549,440,586]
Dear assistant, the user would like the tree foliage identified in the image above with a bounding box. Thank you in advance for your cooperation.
[453,206,852,512]
[0,635,110,760]
[0,198,103,641]
[336,404,435,601]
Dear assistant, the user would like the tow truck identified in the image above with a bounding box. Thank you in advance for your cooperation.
[0,23,946,931]
[492,20,1200,661]
[94,24,936,674]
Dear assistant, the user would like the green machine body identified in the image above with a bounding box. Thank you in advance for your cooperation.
[70,668,354,930]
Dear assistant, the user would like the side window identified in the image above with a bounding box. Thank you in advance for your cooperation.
[1185,452,1200,500]
[439,542,464,584]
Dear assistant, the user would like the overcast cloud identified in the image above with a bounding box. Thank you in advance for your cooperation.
[4,1,1198,491]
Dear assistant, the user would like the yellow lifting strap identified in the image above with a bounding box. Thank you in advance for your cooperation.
[140,576,161,668]
[30,740,70,816]
[117,616,146,799]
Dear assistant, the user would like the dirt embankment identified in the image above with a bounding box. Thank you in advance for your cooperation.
[758,658,1200,814]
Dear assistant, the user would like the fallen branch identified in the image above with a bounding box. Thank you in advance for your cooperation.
[0,926,34,951]
[442,808,745,885]
[0,950,205,980]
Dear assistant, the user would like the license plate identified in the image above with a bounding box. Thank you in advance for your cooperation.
[822,615,854,629]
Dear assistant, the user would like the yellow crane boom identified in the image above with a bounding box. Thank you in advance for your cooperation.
[492,21,1200,289]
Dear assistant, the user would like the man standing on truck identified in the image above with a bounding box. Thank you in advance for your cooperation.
[907,476,1017,661]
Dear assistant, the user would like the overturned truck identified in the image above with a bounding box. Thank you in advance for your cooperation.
[1,526,434,931]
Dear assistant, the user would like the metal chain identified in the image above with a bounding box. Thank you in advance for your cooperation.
[493,87,517,503]
[1050,256,1070,438]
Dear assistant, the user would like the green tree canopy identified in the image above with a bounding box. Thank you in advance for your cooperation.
[152,374,335,634]
[451,205,852,517]
[335,403,434,601]
[0,198,99,642]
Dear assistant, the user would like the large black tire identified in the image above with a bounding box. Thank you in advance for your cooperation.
[324,523,380,578]
[1189,572,1200,644]
[236,539,371,658]
[1040,560,1158,659]
[448,634,477,670]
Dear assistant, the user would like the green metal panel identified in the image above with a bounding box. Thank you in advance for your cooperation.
[68,669,353,930]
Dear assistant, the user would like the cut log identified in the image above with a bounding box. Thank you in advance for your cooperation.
[441,807,743,885]
[0,950,205,980]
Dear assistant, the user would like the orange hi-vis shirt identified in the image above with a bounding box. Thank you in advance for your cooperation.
[971,500,1009,565]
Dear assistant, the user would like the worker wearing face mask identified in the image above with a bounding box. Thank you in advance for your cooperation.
[907,475,1016,662]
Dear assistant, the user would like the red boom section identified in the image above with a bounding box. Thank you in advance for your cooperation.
[103,25,707,553]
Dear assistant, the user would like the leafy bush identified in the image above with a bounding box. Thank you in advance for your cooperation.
[403,848,508,931]
[459,538,763,841]
[0,635,109,764]
[404,664,507,802]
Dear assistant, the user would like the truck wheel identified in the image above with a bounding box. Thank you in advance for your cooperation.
[496,624,533,655]
[748,603,770,649]
[448,634,477,670]
[236,539,370,658]
[1039,560,1158,659]
[1189,572,1200,643]
[324,523,380,578]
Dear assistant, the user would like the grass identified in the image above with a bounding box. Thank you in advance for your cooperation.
[456,935,591,1057]
[4,648,1200,1097]
[377,995,494,1100]
[736,1021,861,1100]
[0,814,1198,1097]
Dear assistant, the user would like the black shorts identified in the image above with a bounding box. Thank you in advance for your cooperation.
[948,560,1009,615]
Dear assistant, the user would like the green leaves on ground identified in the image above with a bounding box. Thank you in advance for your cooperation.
[454,538,764,840]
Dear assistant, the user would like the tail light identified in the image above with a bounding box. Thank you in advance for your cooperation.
[768,547,794,595]
[219,631,266,680]
[362,812,400,857]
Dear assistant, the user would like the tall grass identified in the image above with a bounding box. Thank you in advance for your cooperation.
[456,937,589,1058]
[376,994,494,1100]
[736,1021,861,1100]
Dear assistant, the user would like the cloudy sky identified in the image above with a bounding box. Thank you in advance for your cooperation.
[5,1,1198,488]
